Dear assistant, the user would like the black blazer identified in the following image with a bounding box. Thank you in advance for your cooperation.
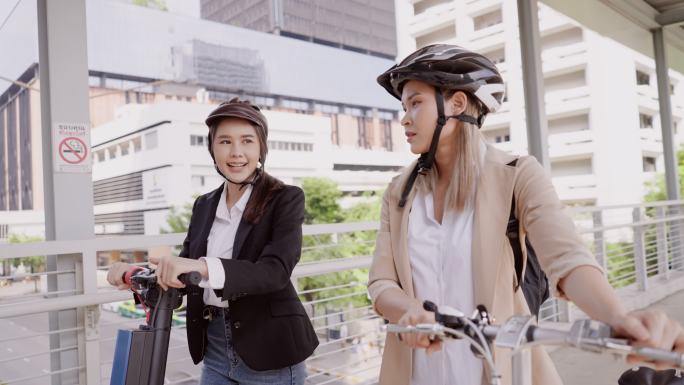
[179,182,319,370]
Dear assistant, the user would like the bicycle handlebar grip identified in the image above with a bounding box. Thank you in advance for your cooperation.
[634,347,684,368]
[423,300,438,312]
[178,271,202,286]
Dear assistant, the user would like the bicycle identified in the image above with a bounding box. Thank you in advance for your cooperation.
[384,301,684,385]
[110,267,202,385]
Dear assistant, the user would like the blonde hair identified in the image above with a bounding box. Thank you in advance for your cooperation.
[416,91,484,212]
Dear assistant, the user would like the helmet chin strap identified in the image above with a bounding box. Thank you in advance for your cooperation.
[398,89,484,208]
[213,161,263,191]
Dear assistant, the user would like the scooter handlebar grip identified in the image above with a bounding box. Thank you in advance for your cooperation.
[179,271,202,286]
[122,266,145,285]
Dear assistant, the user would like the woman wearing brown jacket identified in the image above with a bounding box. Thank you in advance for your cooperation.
[368,44,684,385]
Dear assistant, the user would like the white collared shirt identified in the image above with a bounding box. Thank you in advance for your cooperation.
[199,183,253,307]
[408,142,487,385]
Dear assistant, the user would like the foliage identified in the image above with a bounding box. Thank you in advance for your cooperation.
[161,203,193,234]
[302,177,344,224]
[643,144,684,202]
[7,234,46,274]
[299,180,382,315]
[132,0,167,11]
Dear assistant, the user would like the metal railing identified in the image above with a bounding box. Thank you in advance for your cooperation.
[2,201,684,385]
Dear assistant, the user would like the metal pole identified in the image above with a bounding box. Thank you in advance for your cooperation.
[592,211,607,272]
[37,1,95,384]
[517,0,550,169]
[512,349,532,385]
[653,28,684,271]
[652,28,679,201]
[633,208,649,291]
[656,206,669,280]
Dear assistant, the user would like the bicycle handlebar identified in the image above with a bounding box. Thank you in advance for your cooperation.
[384,301,684,370]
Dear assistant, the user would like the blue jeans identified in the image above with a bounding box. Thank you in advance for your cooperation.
[199,307,307,385]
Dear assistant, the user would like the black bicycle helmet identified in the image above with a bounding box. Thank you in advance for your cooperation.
[377,44,504,207]
[377,44,504,114]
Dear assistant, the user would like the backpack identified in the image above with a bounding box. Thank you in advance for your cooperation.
[506,159,550,316]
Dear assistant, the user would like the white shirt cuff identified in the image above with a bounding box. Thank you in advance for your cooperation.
[198,257,225,290]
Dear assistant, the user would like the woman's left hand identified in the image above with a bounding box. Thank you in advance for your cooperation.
[148,255,208,291]
[610,308,684,369]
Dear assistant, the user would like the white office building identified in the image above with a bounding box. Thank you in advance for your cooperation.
[91,101,412,235]
[395,0,684,206]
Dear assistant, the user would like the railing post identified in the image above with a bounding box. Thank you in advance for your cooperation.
[656,207,670,280]
[592,211,607,272]
[633,208,649,291]
[82,249,100,385]
[556,299,570,323]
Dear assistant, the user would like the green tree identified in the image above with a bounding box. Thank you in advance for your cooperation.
[161,203,193,234]
[132,0,167,11]
[161,201,194,255]
[7,234,46,274]
[299,179,382,313]
[302,177,344,224]
[644,144,684,202]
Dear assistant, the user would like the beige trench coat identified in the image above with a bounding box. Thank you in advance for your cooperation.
[368,144,602,385]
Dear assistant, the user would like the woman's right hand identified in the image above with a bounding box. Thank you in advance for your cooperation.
[397,302,442,354]
[107,262,132,290]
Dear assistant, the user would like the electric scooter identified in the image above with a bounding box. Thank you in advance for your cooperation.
[110,267,201,385]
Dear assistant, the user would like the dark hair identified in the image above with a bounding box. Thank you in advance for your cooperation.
[243,172,285,224]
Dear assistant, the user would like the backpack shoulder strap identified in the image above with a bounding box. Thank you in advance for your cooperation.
[506,158,524,291]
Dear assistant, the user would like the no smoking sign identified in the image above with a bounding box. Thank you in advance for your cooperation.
[59,137,88,164]
[53,122,92,173]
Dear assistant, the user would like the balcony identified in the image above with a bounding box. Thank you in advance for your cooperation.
[538,6,577,33]
[465,0,502,13]
[545,86,591,115]
[490,140,513,153]
[542,42,588,77]
[548,129,595,159]
[552,174,598,201]
[639,128,664,154]
[468,23,505,50]
[408,8,458,39]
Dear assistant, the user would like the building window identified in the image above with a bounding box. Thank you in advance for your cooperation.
[639,113,653,129]
[190,135,206,147]
[643,156,657,172]
[120,142,130,156]
[636,70,650,86]
[483,127,511,144]
[331,115,340,145]
[107,146,117,159]
[483,47,505,65]
[97,150,105,162]
[315,103,340,115]
[413,0,451,15]
[473,8,503,31]
[269,140,314,152]
[145,131,158,149]
[132,137,142,152]
[192,175,206,188]
[382,120,393,151]
[416,23,457,48]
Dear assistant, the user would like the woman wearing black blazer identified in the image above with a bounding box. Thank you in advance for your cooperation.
[107,98,318,385]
